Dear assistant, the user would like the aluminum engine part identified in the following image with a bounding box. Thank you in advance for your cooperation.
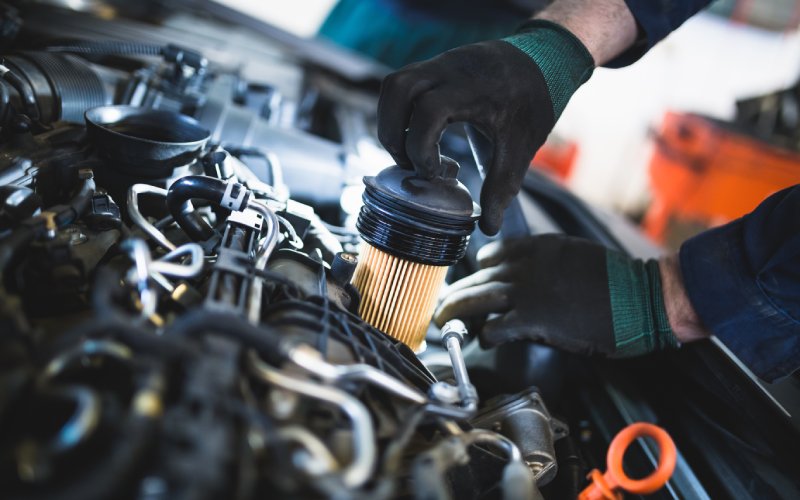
[471,387,568,486]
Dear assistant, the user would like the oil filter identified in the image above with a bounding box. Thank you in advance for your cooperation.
[352,158,479,351]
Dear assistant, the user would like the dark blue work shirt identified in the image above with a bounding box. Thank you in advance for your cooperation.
[680,186,800,382]
[612,0,713,66]
[622,0,800,382]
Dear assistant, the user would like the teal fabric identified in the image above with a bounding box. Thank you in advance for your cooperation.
[318,0,519,69]
[502,20,594,119]
[606,252,678,358]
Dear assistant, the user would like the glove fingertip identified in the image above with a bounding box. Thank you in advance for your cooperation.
[475,240,504,266]
[478,209,502,236]
[408,149,441,179]
[433,296,459,328]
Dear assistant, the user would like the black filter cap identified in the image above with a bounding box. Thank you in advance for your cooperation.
[357,157,480,266]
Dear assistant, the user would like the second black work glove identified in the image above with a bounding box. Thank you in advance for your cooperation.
[377,21,594,235]
[434,235,678,357]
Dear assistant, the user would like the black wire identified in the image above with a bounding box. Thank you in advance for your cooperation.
[315,258,331,359]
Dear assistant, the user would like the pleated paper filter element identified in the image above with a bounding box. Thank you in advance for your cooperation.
[352,159,479,351]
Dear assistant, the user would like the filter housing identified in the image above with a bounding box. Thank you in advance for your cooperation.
[352,158,479,351]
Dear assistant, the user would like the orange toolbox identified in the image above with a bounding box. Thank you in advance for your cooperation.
[643,111,800,244]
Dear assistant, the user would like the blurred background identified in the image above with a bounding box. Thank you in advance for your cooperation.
[229,0,800,249]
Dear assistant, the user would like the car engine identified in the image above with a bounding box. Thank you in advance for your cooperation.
[0,4,574,500]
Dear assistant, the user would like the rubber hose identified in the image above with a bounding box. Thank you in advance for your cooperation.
[50,176,96,228]
[0,66,39,120]
[0,79,12,125]
[17,52,107,124]
[166,176,249,242]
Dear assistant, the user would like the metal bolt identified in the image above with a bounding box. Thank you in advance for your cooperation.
[441,319,467,345]
[440,320,478,411]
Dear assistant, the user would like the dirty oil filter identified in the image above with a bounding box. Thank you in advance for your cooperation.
[352,158,479,351]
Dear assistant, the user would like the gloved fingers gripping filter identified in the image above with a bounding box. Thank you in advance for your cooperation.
[352,158,480,351]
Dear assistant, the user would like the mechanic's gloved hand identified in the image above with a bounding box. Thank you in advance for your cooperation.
[434,235,678,357]
[377,21,594,235]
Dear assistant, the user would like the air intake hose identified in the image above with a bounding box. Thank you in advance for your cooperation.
[166,176,250,241]
[2,52,106,123]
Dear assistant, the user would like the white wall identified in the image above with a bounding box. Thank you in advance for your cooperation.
[558,13,800,212]
[215,0,336,37]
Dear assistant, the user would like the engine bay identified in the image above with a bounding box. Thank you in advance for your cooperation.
[1,3,799,500]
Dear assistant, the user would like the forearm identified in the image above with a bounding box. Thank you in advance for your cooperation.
[535,0,637,65]
[659,253,710,344]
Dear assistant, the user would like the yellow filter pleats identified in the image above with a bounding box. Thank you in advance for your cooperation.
[352,243,448,352]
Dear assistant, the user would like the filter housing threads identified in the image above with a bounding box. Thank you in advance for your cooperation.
[352,158,480,351]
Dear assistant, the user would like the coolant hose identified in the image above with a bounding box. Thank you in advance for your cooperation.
[166,176,250,242]
[0,63,40,121]
[68,175,96,220]
[45,174,96,228]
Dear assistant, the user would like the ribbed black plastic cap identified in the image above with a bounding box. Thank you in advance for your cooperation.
[357,157,480,266]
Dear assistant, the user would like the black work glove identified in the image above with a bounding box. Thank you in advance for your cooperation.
[434,235,678,357]
[377,21,594,235]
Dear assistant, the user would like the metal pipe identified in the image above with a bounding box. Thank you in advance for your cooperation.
[276,213,303,249]
[461,430,540,500]
[247,199,279,260]
[462,429,523,463]
[128,184,177,251]
[441,320,478,412]
[48,386,102,453]
[122,239,158,318]
[247,352,376,488]
[149,243,204,279]
[246,198,280,324]
[287,343,481,420]
[277,425,340,476]
[287,344,428,405]
[412,428,535,500]
[121,239,204,318]
[44,339,133,379]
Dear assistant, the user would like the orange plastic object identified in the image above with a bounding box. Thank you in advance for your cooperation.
[531,138,578,182]
[578,423,677,500]
[643,112,800,244]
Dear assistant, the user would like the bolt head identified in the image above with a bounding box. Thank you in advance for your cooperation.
[441,319,467,344]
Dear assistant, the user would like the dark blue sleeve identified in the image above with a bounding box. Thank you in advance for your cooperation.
[679,185,800,382]
[606,0,713,67]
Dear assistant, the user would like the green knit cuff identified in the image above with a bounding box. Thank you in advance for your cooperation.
[606,253,678,358]
[501,20,594,120]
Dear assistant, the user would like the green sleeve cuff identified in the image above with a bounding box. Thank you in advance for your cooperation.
[501,20,595,120]
[606,252,678,358]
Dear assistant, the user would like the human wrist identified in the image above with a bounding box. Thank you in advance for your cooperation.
[501,20,594,120]
[533,0,638,65]
[659,254,710,344]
